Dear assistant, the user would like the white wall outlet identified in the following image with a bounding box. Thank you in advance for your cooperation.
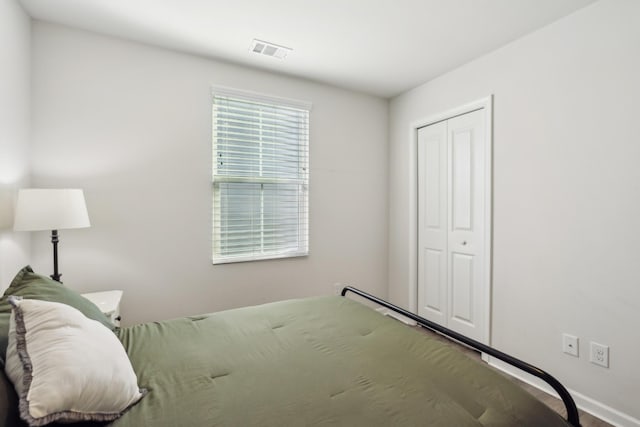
[590,342,609,368]
[562,334,579,357]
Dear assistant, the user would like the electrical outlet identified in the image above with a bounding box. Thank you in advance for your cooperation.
[562,334,579,357]
[590,342,609,368]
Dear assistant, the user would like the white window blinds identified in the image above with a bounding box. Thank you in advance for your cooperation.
[212,90,310,264]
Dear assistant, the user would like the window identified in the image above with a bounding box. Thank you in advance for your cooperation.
[212,88,310,264]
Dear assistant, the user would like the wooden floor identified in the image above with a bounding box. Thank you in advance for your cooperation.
[514,379,613,427]
[416,326,613,427]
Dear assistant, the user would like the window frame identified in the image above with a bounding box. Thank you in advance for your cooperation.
[211,86,311,265]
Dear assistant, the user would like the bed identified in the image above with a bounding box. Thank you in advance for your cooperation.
[1,267,580,427]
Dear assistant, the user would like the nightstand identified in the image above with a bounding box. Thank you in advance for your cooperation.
[82,290,123,326]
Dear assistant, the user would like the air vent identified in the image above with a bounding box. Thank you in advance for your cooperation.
[250,39,292,59]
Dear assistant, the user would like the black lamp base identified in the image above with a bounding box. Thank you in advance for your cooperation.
[50,229,62,283]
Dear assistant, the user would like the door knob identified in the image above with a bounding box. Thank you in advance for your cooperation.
[462,241,467,245]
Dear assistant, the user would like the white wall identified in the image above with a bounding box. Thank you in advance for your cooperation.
[0,0,31,290]
[388,0,640,424]
[30,22,389,325]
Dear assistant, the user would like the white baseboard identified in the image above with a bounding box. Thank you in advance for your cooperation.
[487,357,640,427]
[376,308,418,326]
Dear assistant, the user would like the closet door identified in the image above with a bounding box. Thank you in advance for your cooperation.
[418,109,486,342]
[446,110,485,341]
[417,120,448,326]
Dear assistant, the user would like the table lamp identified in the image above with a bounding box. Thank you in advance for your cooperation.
[13,189,90,283]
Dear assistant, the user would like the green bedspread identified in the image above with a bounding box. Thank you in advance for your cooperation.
[3,295,572,426]
[113,295,569,427]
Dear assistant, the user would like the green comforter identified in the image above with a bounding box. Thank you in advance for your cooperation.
[113,295,569,426]
[2,295,571,426]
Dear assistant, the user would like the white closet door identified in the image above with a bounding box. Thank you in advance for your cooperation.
[417,120,448,325]
[418,109,486,343]
[446,110,485,341]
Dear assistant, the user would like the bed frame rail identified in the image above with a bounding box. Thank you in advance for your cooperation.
[340,286,581,427]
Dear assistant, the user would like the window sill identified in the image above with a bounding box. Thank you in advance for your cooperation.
[212,252,308,265]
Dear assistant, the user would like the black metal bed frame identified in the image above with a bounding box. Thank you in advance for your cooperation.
[340,286,581,427]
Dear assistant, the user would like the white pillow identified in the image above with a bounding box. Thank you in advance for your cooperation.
[4,296,146,426]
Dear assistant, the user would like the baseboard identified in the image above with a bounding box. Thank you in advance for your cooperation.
[487,357,640,427]
[376,308,418,326]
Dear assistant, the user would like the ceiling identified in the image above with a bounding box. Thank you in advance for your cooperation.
[19,0,597,98]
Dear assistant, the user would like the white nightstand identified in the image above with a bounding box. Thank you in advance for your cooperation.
[82,290,123,327]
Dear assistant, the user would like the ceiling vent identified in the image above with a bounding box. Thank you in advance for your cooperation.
[250,39,292,59]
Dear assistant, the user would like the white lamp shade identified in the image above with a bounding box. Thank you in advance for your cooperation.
[13,189,91,231]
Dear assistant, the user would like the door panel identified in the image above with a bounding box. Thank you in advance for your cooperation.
[424,139,442,228]
[451,252,474,325]
[447,110,484,341]
[451,130,473,231]
[417,121,447,324]
[423,249,443,313]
